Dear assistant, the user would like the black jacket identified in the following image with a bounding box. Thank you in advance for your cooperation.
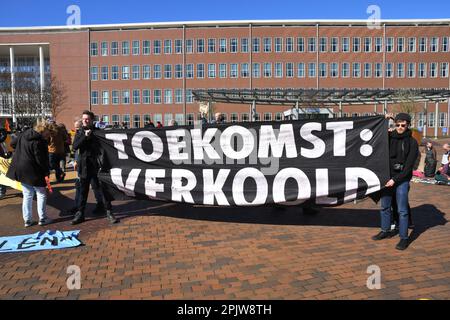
[73,127,102,179]
[6,129,50,187]
[388,130,419,184]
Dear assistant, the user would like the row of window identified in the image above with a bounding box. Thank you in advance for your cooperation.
[90,36,450,56]
[91,89,195,105]
[97,112,448,128]
[91,62,450,81]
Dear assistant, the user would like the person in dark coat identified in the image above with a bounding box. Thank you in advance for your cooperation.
[372,113,419,250]
[6,121,53,227]
[71,110,119,225]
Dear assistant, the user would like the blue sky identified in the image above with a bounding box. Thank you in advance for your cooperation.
[1,0,449,27]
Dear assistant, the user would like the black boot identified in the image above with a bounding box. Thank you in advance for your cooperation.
[106,210,119,224]
[396,238,410,251]
[71,211,85,225]
[372,231,393,241]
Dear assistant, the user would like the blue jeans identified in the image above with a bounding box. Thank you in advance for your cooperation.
[21,183,47,222]
[380,181,410,239]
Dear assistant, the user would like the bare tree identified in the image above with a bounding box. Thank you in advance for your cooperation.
[42,75,68,122]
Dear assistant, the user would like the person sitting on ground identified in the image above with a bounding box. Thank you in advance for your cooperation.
[440,143,450,168]
[435,153,450,185]
[6,121,54,227]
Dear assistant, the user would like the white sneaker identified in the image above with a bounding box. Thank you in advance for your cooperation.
[39,218,53,226]
[24,220,34,228]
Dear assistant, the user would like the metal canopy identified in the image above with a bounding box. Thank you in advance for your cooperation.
[193,88,450,106]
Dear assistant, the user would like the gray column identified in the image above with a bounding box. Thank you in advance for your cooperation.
[434,102,439,139]
[9,47,16,124]
[39,46,45,113]
[423,101,428,138]
[383,101,387,114]
[251,100,256,122]
[339,101,343,117]
[295,100,299,120]
[374,103,377,114]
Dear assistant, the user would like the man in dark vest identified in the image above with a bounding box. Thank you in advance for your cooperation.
[372,113,418,250]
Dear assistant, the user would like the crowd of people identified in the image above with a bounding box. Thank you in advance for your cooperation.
[0,111,449,251]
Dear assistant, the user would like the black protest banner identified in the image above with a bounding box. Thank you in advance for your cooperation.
[94,116,389,207]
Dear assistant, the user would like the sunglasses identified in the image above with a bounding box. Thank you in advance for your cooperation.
[395,124,408,128]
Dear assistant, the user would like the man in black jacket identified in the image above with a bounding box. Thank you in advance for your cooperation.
[71,110,118,225]
[372,113,418,250]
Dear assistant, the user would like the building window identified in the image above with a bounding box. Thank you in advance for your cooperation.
[264,37,272,53]
[442,37,449,52]
[364,63,371,78]
[143,89,151,104]
[286,63,294,78]
[252,63,260,78]
[275,113,283,121]
[197,64,205,78]
[319,37,327,52]
[90,66,98,81]
[308,63,316,78]
[164,89,172,104]
[241,38,249,53]
[197,39,205,53]
[429,112,435,128]
[230,113,238,123]
[154,64,161,79]
[175,89,183,104]
[230,63,238,78]
[319,63,327,78]
[353,37,361,52]
[101,66,108,80]
[252,37,260,53]
[285,37,294,52]
[342,37,350,52]
[386,37,394,52]
[263,63,272,78]
[397,63,404,78]
[419,63,427,78]
[154,40,161,54]
[331,37,339,52]
[143,65,151,79]
[143,40,151,55]
[352,63,360,78]
[186,89,193,104]
[175,64,183,79]
[275,62,283,78]
[397,37,405,52]
[364,37,372,52]
[408,63,416,78]
[419,37,427,52]
[133,115,141,128]
[112,115,120,125]
[308,37,316,52]
[132,40,140,55]
[164,39,172,54]
[241,63,249,78]
[122,115,130,128]
[297,37,305,52]
[112,90,119,104]
[342,62,350,78]
[132,65,140,80]
[275,37,283,52]
[164,64,172,79]
[185,39,193,53]
[430,37,439,52]
[264,113,272,121]
[439,112,447,127]
[208,38,216,53]
[133,89,140,104]
[122,90,130,104]
[241,113,249,122]
[101,42,108,56]
[121,66,130,80]
[122,41,130,55]
[297,63,305,78]
[375,37,383,52]
[111,41,119,55]
[375,63,383,78]
[153,114,162,124]
[91,91,98,105]
[208,63,216,78]
[186,113,195,125]
[219,63,227,78]
[175,39,183,54]
[219,38,227,53]
[331,62,339,78]
[441,62,449,78]
[430,62,437,78]
[386,63,393,78]
[186,64,194,79]
[154,89,162,104]
[164,114,173,127]
[230,38,238,53]
[408,37,416,52]
[90,42,98,56]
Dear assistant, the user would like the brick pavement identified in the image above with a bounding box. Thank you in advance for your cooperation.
[0,165,449,300]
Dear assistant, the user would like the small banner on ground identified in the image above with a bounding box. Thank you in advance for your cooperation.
[0,230,81,253]
[95,116,390,207]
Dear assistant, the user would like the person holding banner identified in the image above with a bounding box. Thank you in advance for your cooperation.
[372,113,419,250]
[71,110,119,225]
[6,121,54,227]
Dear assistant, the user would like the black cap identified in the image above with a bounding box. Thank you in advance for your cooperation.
[394,113,411,123]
